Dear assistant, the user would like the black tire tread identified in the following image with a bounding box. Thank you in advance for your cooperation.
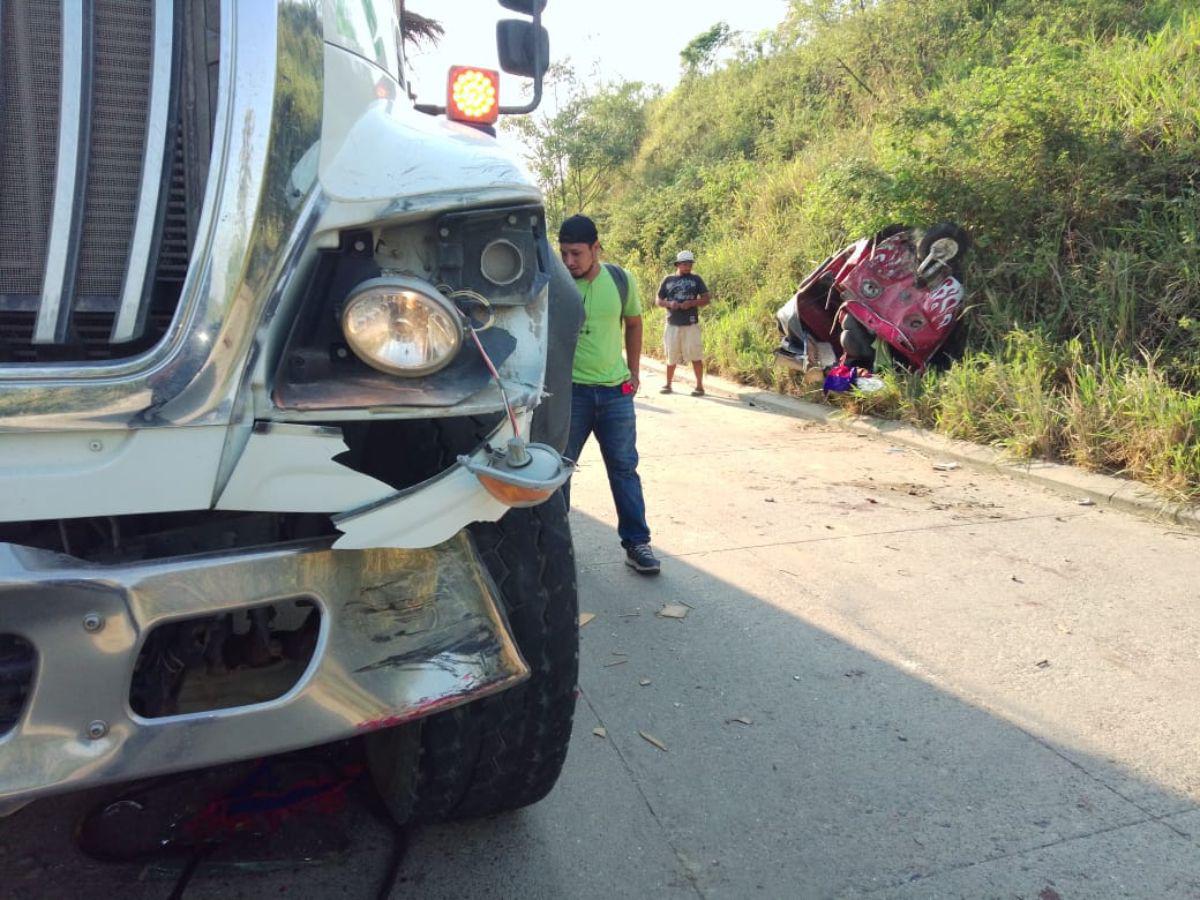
[368,493,578,824]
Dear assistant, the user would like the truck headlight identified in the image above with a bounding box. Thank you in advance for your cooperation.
[341,278,463,377]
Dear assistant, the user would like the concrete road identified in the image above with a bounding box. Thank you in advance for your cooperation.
[5,389,1200,898]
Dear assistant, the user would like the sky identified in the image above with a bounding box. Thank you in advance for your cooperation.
[404,0,791,106]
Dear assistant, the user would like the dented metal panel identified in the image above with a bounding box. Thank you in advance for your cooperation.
[216,422,393,513]
[333,463,510,550]
[331,415,531,550]
[0,532,527,806]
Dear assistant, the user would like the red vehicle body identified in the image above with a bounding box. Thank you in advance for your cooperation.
[776,223,971,372]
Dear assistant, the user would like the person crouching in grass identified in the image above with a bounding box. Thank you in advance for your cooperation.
[656,250,711,396]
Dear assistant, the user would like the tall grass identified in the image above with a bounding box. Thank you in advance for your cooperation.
[833,334,1200,501]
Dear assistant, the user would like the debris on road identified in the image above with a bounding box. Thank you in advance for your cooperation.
[639,731,668,752]
[1078,498,1096,507]
[592,727,607,739]
[657,603,692,620]
[727,716,753,726]
[579,612,596,627]
[603,659,628,668]
[639,678,652,686]
[618,610,642,618]
[933,462,961,472]
[1035,659,1051,669]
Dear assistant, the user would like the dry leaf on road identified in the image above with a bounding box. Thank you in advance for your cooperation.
[592,727,607,738]
[639,731,668,752]
[657,604,691,620]
[727,716,753,726]
[578,612,596,627]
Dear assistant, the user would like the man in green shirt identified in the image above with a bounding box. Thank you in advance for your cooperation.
[558,215,660,574]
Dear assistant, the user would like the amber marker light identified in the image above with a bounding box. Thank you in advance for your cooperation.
[447,66,500,125]
[474,473,556,508]
[459,439,574,509]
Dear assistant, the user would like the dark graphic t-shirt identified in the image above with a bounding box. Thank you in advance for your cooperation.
[657,273,710,326]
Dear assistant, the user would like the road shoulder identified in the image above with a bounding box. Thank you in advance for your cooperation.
[641,356,1200,532]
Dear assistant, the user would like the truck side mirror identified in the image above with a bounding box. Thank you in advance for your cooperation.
[496,20,549,79]
[498,0,548,13]
[495,0,549,115]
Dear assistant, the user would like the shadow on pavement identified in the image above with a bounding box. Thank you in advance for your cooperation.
[2,509,1198,899]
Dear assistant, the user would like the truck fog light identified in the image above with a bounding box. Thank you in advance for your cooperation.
[341,278,463,377]
[480,239,523,286]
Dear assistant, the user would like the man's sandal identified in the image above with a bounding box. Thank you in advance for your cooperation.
[691,387,705,397]
[659,384,673,394]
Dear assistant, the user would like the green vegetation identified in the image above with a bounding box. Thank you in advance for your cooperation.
[845,334,1200,500]
[513,0,1200,500]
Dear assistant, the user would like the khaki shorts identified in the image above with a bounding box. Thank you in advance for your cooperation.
[663,323,704,364]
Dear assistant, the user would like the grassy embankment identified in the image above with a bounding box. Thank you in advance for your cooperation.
[596,0,1200,501]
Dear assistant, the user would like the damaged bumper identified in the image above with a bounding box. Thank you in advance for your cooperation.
[215,411,573,550]
[0,532,527,806]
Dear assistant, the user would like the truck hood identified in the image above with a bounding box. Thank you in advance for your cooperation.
[317,45,540,235]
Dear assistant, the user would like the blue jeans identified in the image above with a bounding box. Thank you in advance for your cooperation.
[563,382,651,548]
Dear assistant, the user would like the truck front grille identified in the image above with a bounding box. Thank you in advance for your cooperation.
[0,0,211,364]
[0,1,61,299]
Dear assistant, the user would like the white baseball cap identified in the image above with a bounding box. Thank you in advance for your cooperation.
[675,250,695,263]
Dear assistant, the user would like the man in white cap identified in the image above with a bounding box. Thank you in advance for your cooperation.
[656,250,711,395]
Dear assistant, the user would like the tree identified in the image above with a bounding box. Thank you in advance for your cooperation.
[778,0,872,43]
[680,22,733,75]
[505,64,656,224]
[397,3,443,45]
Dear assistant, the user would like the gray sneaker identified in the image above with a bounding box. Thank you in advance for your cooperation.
[624,544,661,575]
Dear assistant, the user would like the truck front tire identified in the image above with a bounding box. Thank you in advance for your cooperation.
[366,492,579,824]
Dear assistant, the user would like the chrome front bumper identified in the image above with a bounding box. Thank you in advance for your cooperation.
[0,533,527,805]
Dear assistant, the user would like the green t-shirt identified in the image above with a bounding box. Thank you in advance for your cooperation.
[572,266,642,385]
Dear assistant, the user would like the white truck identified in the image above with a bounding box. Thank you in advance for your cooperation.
[0,0,582,826]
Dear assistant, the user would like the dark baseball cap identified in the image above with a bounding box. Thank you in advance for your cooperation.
[558,214,599,245]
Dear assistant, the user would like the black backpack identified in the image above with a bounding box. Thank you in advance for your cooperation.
[603,262,630,306]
